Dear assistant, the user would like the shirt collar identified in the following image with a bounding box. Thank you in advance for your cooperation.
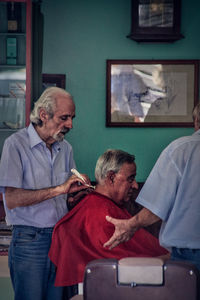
[27,123,61,151]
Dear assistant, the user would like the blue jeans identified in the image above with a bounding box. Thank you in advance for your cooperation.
[171,247,200,271]
[9,225,64,300]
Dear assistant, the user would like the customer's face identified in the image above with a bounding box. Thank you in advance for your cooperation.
[112,162,138,206]
[42,96,75,143]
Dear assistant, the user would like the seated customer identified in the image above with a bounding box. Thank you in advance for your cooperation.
[49,149,169,287]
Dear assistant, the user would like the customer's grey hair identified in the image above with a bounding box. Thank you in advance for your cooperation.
[95,149,135,184]
[192,102,200,126]
[30,87,73,126]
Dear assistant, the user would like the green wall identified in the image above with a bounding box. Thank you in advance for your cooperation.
[1,1,200,299]
[41,0,199,182]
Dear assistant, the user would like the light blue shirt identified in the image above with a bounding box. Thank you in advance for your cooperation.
[0,123,76,227]
[136,129,200,250]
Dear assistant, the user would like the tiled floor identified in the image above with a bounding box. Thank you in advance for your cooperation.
[0,255,9,277]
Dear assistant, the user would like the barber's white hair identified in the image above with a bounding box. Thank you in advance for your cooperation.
[30,87,73,126]
[95,149,135,184]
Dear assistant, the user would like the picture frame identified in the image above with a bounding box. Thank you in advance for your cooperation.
[106,60,199,127]
[42,74,66,90]
[127,0,184,42]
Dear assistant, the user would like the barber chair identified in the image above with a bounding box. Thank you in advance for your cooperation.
[70,257,200,300]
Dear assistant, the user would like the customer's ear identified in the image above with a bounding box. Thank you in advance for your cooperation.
[107,171,115,184]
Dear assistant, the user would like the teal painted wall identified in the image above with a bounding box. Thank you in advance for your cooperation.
[0,1,200,299]
[41,0,199,182]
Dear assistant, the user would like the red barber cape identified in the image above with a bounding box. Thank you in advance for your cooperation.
[49,192,168,286]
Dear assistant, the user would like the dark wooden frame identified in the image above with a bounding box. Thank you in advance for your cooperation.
[42,73,66,90]
[106,59,199,127]
[127,0,184,42]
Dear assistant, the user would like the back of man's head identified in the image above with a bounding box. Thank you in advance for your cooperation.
[193,102,200,130]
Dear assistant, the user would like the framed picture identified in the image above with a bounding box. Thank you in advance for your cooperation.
[106,60,199,127]
[127,0,184,42]
[42,74,66,90]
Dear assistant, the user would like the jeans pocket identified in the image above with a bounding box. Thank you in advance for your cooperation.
[13,228,37,246]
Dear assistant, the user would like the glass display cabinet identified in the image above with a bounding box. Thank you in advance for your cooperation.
[0,0,31,132]
[0,0,32,253]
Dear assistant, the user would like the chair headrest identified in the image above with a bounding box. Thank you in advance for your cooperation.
[118,257,164,285]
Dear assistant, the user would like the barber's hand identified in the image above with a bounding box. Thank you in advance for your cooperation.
[61,174,91,194]
[103,216,135,249]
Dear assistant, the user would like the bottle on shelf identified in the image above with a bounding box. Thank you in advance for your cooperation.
[7,1,21,32]
[6,36,17,65]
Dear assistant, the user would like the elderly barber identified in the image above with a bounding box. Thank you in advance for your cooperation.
[0,87,90,300]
